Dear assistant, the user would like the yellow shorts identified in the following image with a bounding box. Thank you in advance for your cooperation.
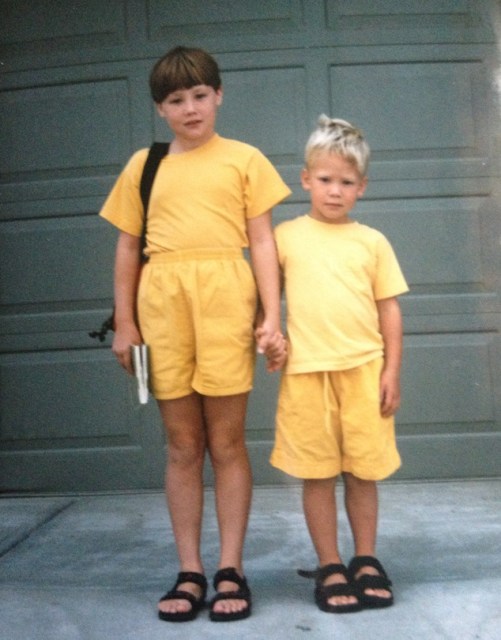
[137,249,257,400]
[270,358,401,480]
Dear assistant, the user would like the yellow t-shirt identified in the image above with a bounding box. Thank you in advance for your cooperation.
[99,134,291,254]
[276,215,409,373]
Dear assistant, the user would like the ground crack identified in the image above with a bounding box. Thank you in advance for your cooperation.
[0,499,76,559]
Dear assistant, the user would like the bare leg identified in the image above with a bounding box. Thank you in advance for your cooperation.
[343,472,391,599]
[205,393,252,616]
[303,478,358,607]
[157,393,206,616]
[343,472,378,556]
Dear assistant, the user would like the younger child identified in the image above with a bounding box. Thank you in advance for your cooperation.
[269,115,408,613]
[100,46,290,623]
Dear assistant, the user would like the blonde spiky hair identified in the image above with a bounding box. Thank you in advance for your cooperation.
[305,115,370,176]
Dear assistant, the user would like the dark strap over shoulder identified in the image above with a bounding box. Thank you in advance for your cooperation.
[139,142,170,212]
[88,141,169,342]
[139,141,170,258]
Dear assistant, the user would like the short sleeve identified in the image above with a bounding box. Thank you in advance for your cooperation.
[373,235,409,300]
[99,149,149,236]
[243,149,291,219]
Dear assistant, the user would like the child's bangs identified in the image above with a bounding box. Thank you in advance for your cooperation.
[150,46,221,103]
[169,58,207,91]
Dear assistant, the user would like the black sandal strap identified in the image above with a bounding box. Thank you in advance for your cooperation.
[354,573,392,591]
[159,589,198,606]
[210,567,252,621]
[212,567,249,594]
[317,581,358,598]
[211,589,248,604]
[298,563,349,585]
[348,556,392,593]
[175,571,208,591]
[159,571,207,603]
[349,556,388,577]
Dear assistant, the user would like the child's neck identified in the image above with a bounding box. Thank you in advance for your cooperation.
[308,212,355,225]
[170,132,216,154]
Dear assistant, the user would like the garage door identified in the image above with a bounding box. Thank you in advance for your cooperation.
[1,0,499,491]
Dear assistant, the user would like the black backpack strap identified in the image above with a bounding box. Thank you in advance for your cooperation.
[88,141,169,342]
[139,141,169,258]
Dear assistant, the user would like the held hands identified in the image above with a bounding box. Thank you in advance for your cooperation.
[254,320,288,373]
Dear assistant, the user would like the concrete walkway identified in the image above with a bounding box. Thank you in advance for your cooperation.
[1,480,500,640]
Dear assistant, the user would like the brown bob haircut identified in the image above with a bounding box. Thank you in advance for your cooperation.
[149,46,222,103]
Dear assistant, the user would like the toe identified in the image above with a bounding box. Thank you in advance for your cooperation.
[324,571,359,608]
[364,587,391,599]
[158,598,190,614]
[158,580,203,615]
[213,597,248,614]
[212,577,250,615]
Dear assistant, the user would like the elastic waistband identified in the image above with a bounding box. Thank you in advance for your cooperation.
[147,248,244,263]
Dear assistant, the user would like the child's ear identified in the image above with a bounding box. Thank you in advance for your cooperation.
[216,87,224,106]
[300,167,311,191]
[357,176,368,198]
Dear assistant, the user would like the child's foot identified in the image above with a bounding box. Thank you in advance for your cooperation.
[209,567,252,622]
[298,564,361,614]
[158,580,202,616]
[352,565,392,599]
[348,556,394,608]
[323,567,360,608]
[158,571,207,622]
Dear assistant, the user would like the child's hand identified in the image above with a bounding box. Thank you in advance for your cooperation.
[112,322,142,375]
[379,368,401,417]
[255,326,288,372]
[266,343,288,373]
[264,335,288,372]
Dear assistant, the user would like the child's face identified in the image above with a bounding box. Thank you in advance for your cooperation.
[301,152,367,224]
[156,84,223,149]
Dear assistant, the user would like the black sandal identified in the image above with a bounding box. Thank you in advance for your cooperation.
[209,567,252,622]
[158,571,207,622]
[348,556,394,608]
[298,563,362,614]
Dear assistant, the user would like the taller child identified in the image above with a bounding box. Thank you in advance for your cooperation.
[100,46,290,623]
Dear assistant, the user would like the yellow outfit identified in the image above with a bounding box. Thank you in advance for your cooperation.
[271,215,409,480]
[100,135,291,399]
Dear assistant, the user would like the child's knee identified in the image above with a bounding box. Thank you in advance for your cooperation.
[343,472,376,490]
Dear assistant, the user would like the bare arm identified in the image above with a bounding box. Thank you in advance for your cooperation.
[376,296,404,417]
[111,231,143,374]
[247,210,285,371]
